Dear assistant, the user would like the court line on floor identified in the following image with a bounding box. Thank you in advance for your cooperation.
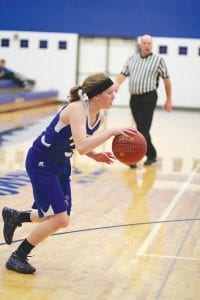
[136,163,200,256]
[154,203,200,299]
[138,253,200,261]
[0,217,200,246]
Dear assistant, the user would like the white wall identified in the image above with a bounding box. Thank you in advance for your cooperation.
[78,37,136,106]
[0,30,78,99]
[152,37,200,109]
[78,36,200,109]
[1,31,199,109]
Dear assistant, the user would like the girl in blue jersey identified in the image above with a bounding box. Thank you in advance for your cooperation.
[2,72,135,274]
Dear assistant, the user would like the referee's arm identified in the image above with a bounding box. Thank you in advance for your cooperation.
[114,73,127,92]
[163,77,172,112]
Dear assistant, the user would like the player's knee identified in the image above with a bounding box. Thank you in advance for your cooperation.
[56,215,69,228]
[61,217,69,228]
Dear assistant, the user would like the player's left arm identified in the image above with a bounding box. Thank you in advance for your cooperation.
[86,151,116,164]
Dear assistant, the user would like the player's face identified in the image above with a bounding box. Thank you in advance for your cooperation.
[140,38,153,57]
[98,85,115,109]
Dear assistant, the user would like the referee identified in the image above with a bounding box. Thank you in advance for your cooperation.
[115,34,172,166]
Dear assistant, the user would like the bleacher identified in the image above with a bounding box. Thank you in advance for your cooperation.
[0,80,59,112]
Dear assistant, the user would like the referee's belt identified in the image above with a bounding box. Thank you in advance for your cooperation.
[132,90,156,96]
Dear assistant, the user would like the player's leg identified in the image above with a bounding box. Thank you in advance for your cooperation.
[5,160,71,274]
[2,208,48,245]
[27,212,69,245]
[5,212,70,274]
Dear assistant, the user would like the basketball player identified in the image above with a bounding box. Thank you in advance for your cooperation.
[2,72,135,274]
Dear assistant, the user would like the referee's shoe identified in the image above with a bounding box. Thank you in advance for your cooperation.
[6,251,36,274]
[2,207,22,245]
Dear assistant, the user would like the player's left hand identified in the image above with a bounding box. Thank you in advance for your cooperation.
[93,152,116,164]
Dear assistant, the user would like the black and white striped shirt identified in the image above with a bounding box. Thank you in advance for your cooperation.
[121,53,169,95]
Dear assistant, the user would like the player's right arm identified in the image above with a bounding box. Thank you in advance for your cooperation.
[61,102,133,155]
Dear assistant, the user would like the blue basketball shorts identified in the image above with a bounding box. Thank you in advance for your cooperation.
[25,148,72,218]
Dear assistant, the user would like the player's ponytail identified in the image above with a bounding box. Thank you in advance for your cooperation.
[68,86,81,102]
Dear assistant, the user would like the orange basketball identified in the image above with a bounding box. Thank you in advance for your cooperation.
[112,130,147,164]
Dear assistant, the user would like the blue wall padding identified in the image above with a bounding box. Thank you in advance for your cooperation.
[0,0,199,38]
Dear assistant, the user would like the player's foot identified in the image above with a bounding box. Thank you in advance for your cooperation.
[144,157,157,165]
[2,207,22,245]
[6,251,36,274]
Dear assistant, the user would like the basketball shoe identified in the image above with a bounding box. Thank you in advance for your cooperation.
[2,207,22,245]
[129,164,137,169]
[6,251,36,274]
[144,157,157,165]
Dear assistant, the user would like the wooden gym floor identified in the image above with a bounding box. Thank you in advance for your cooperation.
[0,103,200,300]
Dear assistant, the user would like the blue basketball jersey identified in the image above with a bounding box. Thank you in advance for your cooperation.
[26,103,102,217]
[32,104,101,163]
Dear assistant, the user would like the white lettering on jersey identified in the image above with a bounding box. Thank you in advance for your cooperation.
[41,135,51,147]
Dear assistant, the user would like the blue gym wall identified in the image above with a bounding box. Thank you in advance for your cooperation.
[0,0,200,38]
